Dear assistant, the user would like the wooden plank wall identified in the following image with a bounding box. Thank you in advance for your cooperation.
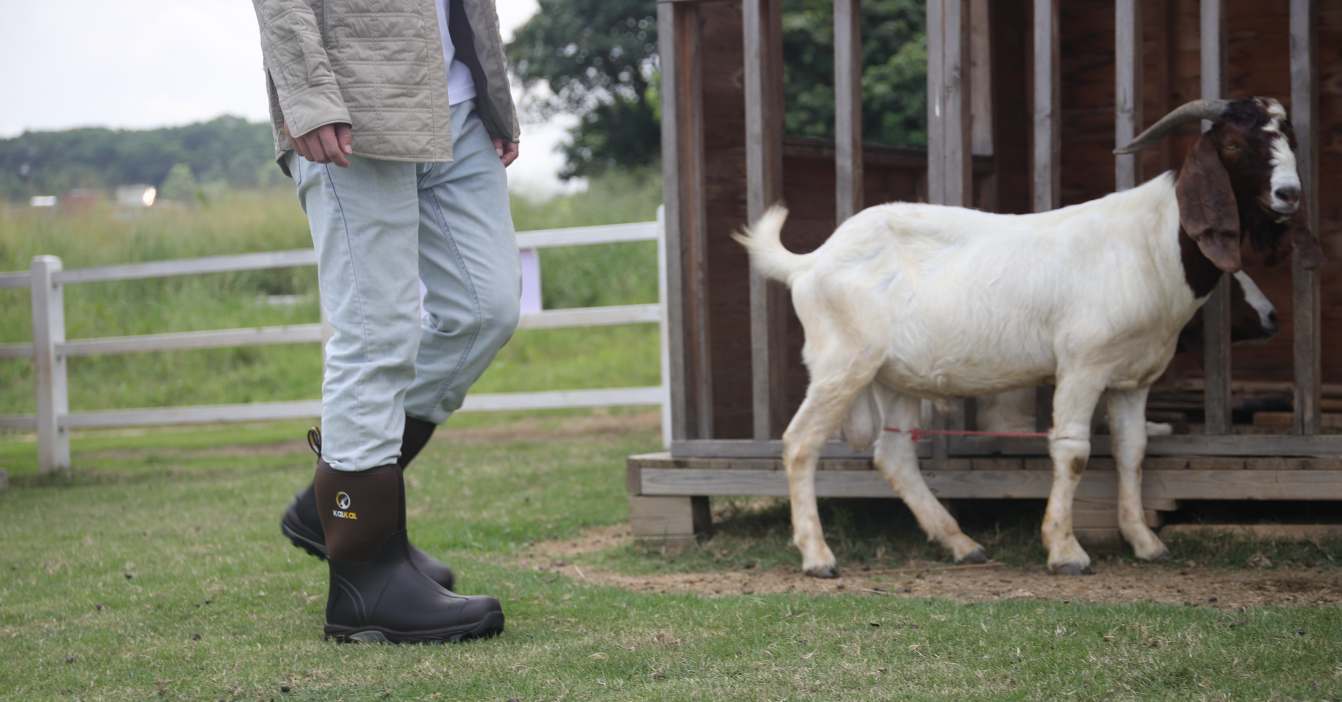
[697,2,752,439]
[658,0,711,440]
[680,0,1336,440]
[692,1,1003,439]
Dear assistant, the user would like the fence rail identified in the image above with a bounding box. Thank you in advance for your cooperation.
[1,214,669,473]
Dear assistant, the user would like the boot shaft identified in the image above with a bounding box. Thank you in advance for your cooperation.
[313,461,404,561]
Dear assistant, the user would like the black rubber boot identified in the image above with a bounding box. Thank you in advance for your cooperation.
[314,460,503,643]
[281,423,455,590]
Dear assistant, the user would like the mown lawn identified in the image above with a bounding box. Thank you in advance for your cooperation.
[3,172,1340,699]
[2,417,1340,701]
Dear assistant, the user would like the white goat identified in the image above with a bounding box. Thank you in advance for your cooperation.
[735,98,1320,576]
[972,268,1279,436]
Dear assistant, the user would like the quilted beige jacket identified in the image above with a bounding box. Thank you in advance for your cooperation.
[252,0,520,170]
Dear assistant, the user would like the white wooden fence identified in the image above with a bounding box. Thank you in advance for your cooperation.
[0,213,671,473]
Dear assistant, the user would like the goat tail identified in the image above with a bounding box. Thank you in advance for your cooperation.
[731,205,813,286]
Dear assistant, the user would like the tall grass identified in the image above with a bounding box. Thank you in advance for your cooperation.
[0,169,663,417]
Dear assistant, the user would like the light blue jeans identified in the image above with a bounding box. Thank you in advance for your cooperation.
[290,100,520,471]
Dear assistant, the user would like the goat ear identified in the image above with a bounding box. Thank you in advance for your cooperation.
[1176,135,1242,272]
[1288,204,1327,270]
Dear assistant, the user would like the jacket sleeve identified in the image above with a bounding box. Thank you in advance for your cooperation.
[468,0,522,142]
[252,0,350,139]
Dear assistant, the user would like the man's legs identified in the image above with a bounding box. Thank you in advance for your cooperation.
[404,99,521,426]
[288,152,503,643]
[279,101,515,590]
[293,155,421,471]
[280,156,456,588]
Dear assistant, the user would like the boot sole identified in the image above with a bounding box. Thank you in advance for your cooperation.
[280,512,328,561]
[324,611,505,644]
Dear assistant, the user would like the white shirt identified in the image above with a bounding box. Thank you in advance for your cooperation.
[435,0,478,106]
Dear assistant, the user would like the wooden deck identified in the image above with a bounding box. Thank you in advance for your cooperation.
[627,452,1342,544]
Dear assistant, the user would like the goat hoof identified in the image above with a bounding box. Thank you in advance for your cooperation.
[955,548,989,565]
[1140,546,1170,562]
[1050,562,1094,577]
[804,565,840,579]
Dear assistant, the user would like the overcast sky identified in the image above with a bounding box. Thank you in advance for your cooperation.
[0,1,580,195]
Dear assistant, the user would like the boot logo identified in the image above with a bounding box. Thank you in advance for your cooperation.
[332,491,357,520]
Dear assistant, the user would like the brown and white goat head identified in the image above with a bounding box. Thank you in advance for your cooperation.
[1116,97,1325,279]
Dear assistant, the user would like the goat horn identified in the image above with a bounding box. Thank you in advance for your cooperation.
[1113,99,1231,154]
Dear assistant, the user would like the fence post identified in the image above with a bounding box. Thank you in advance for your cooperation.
[30,255,70,473]
[657,205,672,449]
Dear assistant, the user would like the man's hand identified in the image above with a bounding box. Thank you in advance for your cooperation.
[492,138,519,167]
[293,123,353,167]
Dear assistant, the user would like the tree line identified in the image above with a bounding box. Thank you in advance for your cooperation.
[0,116,282,202]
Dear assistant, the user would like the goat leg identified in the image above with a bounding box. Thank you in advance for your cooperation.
[873,390,986,563]
[1041,375,1105,575]
[1107,387,1169,561]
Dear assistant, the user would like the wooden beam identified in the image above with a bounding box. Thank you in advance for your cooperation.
[1290,0,1322,435]
[670,432,1342,459]
[834,0,863,223]
[634,466,1342,501]
[1031,0,1060,212]
[927,0,944,205]
[968,0,994,210]
[930,0,972,207]
[628,495,711,545]
[658,1,712,440]
[51,249,316,285]
[926,0,973,457]
[969,0,993,159]
[945,0,972,206]
[1200,0,1232,434]
[743,0,788,439]
[1114,0,1143,190]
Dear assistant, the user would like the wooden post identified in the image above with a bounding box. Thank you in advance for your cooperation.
[1031,0,1060,212]
[1032,0,1059,434]
[1115,0,1143,191]
[929,0,971,208]
[744,0,788,440]
[1290,0,1321,435]
[927,0,972,460]
[834,0,863,224]
[927,0,944,205]
[657,205,673,448]
[629,494,712,547]
[968,0,994,211]
[659,0,712,440]
[942,0,972,207]
[1200,0,1232,434]
[30,255,70,474]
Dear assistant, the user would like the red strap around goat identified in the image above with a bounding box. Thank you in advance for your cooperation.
[883,426,1049,440]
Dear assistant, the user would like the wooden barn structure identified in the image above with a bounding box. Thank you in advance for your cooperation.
[628,0,1342,544]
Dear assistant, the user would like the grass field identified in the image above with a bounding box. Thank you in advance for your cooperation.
[2,416,1341,700]
[4,172,1342,699]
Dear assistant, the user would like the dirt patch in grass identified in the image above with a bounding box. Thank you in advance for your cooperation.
[520,525,1342,608]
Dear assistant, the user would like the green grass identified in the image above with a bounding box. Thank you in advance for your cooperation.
[2,419,1341,700]
[3,168,1341,699]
